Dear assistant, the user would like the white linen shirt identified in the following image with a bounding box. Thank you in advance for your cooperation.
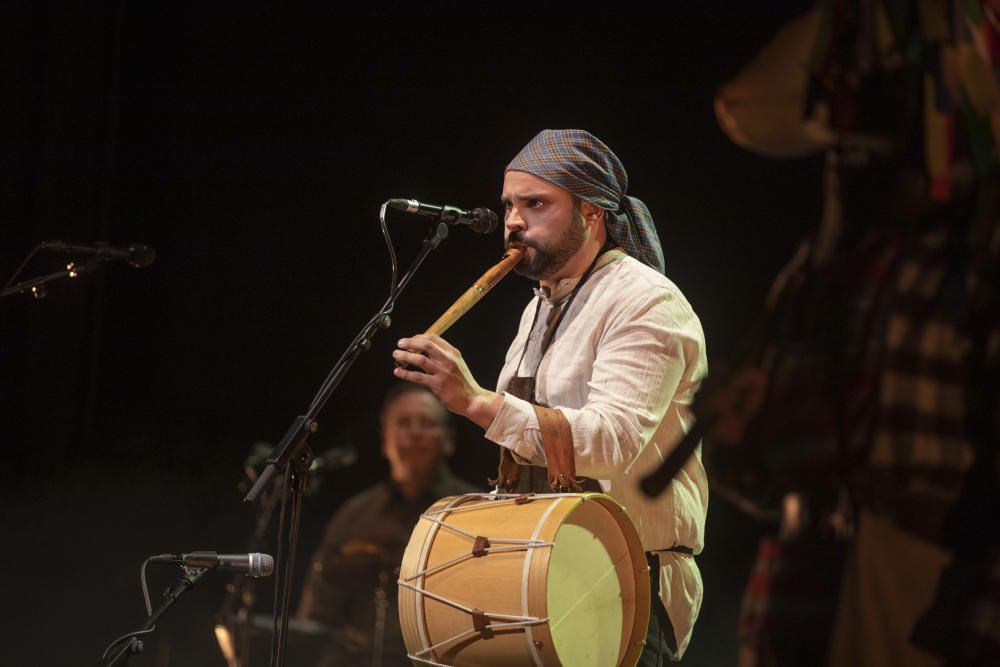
[484,249,709,657]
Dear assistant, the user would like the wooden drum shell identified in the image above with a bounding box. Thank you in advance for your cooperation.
[398,493,650,667]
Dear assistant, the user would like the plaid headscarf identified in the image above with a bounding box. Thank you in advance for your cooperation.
[506,129,666,274]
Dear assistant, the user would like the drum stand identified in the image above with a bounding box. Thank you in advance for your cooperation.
[243,220,451,667]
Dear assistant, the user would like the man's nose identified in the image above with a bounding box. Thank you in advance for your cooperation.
[505,207,526,233]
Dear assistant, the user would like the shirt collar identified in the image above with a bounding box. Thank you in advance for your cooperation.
[532,248,625,305]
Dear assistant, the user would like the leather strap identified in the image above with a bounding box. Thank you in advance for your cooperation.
[489,249,615,494]
[489,448,521,492]
[533,405,584,492]
[489,406,583,493]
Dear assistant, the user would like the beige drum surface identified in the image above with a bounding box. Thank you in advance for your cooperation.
[398,493,650,667]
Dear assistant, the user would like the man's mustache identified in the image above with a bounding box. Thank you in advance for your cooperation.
[506,231,537,249]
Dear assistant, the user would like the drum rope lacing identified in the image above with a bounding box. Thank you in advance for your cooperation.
[401,494,571,665]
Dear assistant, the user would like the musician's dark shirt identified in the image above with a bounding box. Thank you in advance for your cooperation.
[297,469,479,667]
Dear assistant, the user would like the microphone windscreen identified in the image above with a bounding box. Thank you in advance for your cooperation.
[128,244,156,268]
[251,553,275,578]
[472,208,498,234]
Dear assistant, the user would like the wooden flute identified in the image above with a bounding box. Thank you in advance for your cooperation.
[424,247,523,336]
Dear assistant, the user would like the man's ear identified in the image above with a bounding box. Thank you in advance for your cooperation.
[579,200,605,225]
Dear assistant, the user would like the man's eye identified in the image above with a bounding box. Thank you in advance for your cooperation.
[528,200,543,208]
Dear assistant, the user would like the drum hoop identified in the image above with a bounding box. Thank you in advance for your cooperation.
[405,495,562,664]
[412,494,469,657]
[521,495,572,667]
[420,492,587,518]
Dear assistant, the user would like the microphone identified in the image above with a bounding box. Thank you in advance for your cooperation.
[152,552,275,577]
[41,241,156,268]
[388,199,498,234]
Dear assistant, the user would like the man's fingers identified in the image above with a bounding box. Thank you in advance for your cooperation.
[393,364,431,385]
[423,333,457,354]
[398,334,450,358]
[392,349,434,371]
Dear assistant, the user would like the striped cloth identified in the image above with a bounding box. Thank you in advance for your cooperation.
[805,4,1000,655]
[869,219,1000,665]
[506,129,666,274]
[724,216,999,664]
[861,223,999,543]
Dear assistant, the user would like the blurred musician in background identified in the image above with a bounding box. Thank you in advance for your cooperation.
[297,383,478,666]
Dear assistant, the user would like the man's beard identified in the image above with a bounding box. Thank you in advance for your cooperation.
[509,208,586,281]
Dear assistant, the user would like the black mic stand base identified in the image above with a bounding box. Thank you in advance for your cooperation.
[98,567,209,667]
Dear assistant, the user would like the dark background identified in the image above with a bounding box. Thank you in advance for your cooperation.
[2,1,821,665]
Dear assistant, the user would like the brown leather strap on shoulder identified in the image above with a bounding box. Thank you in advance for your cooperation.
[532,405,583,492]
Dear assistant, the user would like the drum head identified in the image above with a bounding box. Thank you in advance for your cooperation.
[547,498,639,665]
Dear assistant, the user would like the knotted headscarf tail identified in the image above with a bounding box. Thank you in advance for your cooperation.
[506,129,666,275]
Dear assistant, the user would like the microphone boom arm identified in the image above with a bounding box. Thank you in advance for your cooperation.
[1,250,103,300]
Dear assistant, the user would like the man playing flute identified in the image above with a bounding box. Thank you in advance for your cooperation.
[393,129,708,663]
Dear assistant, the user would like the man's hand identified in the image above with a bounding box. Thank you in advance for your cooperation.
[392,333,503,429]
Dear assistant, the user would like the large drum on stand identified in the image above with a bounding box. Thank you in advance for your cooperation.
[398,493,650,666]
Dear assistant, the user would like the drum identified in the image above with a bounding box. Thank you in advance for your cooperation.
[398,493,650,667]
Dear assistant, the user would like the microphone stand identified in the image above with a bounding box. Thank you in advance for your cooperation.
[99,567,209,667]
[244,221,451,667]
[217,467,283,667]
[3,242,152,300]
[1,256,101,299]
